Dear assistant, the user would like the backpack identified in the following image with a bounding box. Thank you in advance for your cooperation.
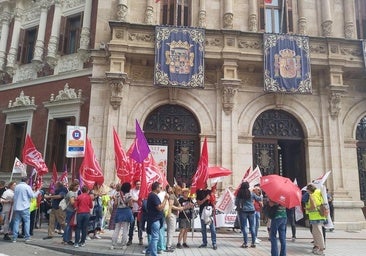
[318,204,329,217]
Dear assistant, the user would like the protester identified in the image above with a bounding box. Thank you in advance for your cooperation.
[165,184,182,252]
[147,181,169,256]
[91,182,108,238]
[62,181,79,245]
[0,180,6,234]
[235,181,261,248]
[29,183,41,236]
[43,181,67,240]
[110,182,133,250]
[286,207,296,241]
[305,183,327,255]
[74,185,93,248]
[267,198,287,256]
[196,182,217,250]
[128,180,142,246]
[1,181,16,241]
[327,188,334,231]
[176,187,194,249]
[253,185,263,244]
[12,176,42,243]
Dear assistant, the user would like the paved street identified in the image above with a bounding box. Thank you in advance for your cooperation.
[1,224,365,256]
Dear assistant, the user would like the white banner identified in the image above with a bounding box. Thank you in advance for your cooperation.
[149,145,168,174]
[12,157,26,176]
[215,188,235,214]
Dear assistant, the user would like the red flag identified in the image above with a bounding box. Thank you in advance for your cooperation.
[113,128,132,183]
[265,0,273,3]
[155,0,160,2]
[138,162,148,203]
[234,166,251,196]
[22,134,48,175]
[49,163,58,194]
[58,167,69,188]
[79,138,104,189]
[190,137,208,194]
[145,153,168,189]
[129,120,151,163]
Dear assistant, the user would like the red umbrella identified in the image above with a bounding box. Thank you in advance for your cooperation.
[260,174,301,209]
[207,166,232,178]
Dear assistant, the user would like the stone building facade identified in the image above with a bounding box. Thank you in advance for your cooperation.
[0,0,366,230]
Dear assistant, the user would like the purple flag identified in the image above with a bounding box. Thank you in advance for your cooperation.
[130,120,151,163]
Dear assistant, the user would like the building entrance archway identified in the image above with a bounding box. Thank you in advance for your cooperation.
[144,104,201,186]
[252,109,307,188]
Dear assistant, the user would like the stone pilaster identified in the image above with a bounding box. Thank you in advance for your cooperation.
[344,0,355,39]
[78,0,93,61]
[0,3,11,72]
[117,0,128,22]
[145,0,153,25]
[297,0,307,35]
[6,7,22,76]
[32,1,50,69]
[46,0,62,68]
[199,0,206,28]
[223,0,233,29]
[321,0,333,36]
[248,0,257,32]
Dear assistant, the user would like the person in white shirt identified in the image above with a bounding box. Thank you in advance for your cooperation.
[128,180,143,245]
[1,181,16,241]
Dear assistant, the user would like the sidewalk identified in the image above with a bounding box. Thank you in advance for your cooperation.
[24,225,366,256]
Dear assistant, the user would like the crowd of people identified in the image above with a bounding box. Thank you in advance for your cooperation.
[0,176,334,256]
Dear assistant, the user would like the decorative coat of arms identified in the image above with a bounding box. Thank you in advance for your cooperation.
[264,34,312,94]
[154,26,205,88]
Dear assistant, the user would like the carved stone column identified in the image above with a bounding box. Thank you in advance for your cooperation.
[297,0,307,35]
[145,0,153,24]
[0,3,11,72]
[223,0,233,29]
[248,0,257,32]
[321,0,333,36]
[6,7,23,75]
[106,72,128,110]
[78,0,93,61]
[46,0,62,68]
[117,0,128,22]
[344,0,355,39]
[199,0,206,28]
[32,0,50,69]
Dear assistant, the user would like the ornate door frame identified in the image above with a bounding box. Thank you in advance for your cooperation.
[252,109,306,187]
[144,104,200,186]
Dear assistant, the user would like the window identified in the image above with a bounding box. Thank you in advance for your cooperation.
[59,13,83,55]
[18,27,38,64]
[259,0,293,33]
[161,0,190,26]
[356,0,366,39]
[45,118,74,171]
[0,122,27,172]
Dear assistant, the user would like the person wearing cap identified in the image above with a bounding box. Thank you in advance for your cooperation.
[12,176,42,243]
[176,187,194,249]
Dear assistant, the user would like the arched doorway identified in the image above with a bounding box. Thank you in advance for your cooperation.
[252,109,307,188]
[144,104,200,186]
[356,116,366,203]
